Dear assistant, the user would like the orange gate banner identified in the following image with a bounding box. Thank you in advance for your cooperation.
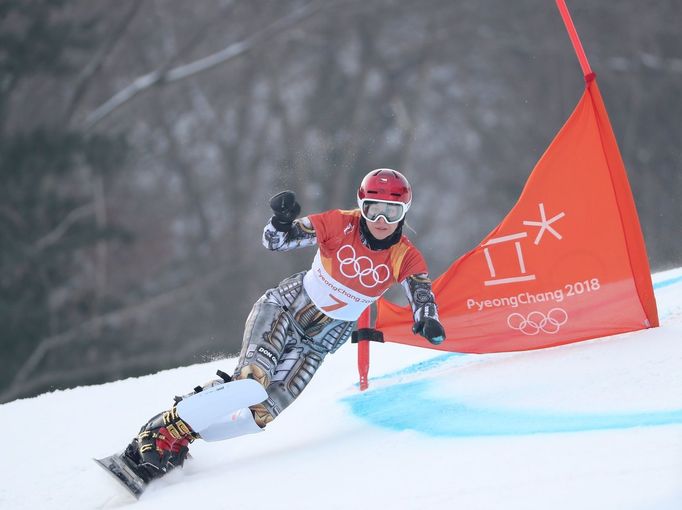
[376,77,658,353]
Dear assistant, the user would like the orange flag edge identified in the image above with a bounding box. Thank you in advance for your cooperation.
[586,80,659,327]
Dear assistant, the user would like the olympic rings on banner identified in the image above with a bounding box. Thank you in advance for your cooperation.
[507,308,569,336]
[337,245,390,288]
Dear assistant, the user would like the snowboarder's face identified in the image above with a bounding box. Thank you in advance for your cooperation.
[366,216,399,240]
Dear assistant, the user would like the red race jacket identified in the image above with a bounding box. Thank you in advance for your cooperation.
[303,209,427,321]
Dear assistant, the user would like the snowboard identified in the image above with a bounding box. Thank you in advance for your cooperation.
[96,378,268,498]
[94,453,147,499]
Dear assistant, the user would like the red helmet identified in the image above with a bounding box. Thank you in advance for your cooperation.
[357,168,412,206]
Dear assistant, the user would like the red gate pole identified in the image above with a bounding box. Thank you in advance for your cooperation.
[357,307,371,391]
[555,0,593,80]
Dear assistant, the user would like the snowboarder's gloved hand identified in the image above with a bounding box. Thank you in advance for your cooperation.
[269,190,301,232]
[413,317,446,345]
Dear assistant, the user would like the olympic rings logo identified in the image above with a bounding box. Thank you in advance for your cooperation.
[337,245,390,288]
[507,308,568,336]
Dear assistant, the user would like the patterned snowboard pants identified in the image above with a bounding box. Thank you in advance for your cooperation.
[232,272,355,427]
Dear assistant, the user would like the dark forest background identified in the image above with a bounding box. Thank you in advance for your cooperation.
[1,0,680,402]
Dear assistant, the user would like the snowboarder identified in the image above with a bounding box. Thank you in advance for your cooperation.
[116,168,446,487]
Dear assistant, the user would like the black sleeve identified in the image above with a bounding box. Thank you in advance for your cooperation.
[401,273,440,323]
[262,216,317,252]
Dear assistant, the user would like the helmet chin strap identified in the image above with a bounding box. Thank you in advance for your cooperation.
[359,217,404,251]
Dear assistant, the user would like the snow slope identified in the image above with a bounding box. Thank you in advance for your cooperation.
[2,268,682,510]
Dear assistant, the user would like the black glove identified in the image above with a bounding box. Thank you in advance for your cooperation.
[413,317,446,345]
[269,190,301,232]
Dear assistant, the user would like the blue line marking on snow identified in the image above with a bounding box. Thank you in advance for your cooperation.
[343,378,682,437]
[653,274,682,290]
[344,271,682,437]
[367,352,465,383]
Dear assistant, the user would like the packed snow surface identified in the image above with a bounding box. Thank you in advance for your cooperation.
[2,268,682,509]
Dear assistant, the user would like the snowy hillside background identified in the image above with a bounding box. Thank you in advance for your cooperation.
[3,267,682,510]
[4,1,681,403]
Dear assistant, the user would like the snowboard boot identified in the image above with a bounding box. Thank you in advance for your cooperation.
[123,406,198,483]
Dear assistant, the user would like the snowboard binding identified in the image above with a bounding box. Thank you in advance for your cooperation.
[124,406,198,483]
[96,372,268,498]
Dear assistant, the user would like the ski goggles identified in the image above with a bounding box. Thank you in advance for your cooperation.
[358,199,408,224]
